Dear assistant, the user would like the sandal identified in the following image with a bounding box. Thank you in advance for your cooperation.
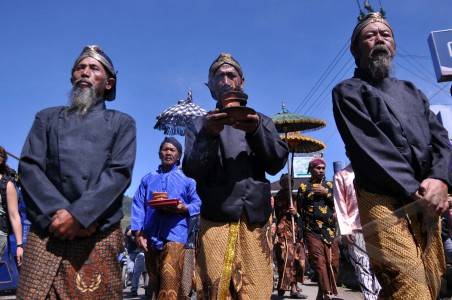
[290,290,308,299]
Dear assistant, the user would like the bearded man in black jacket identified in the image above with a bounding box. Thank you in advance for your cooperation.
[333,13,451,300]
[18,45,136,299]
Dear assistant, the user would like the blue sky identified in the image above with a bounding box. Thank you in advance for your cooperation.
[1,0,451,196]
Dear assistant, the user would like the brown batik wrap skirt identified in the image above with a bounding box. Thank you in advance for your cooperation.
[274,237,305,291]
[145,241,186,300]
[196,216,273,300]
[357,187,445,300]
[16,224,123,300]
[305,232,339,296]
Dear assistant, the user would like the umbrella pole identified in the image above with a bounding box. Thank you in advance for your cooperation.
[6,151,19,161]
[285,132,296,244]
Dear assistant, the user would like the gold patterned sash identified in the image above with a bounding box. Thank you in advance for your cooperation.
[218,220,240,300]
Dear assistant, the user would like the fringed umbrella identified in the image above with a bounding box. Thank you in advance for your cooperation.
[154,90,207,136]
[272,104,326,133]
[272,103,327,242]
[280,132,326,154]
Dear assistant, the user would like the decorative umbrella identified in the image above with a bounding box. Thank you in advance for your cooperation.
[280,132,326,154]
[272,103,327,242]
[154,90,207,136]
[272,104,326,133]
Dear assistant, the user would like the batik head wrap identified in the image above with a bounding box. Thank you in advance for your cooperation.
[208,52,244,82]
[207,53,245,101]
[350,12,395,62]
[71,45,117,101]
[159,137,183,165]
[308,157,326,173]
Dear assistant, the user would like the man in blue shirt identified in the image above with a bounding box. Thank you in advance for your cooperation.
[131,137,201,299]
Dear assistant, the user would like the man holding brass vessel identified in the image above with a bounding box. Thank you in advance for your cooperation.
[183,53,288,299]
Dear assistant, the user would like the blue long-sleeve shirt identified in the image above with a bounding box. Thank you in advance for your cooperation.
[131,165,201,250]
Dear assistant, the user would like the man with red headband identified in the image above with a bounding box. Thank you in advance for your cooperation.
[18,45,136,299]
[297,157,338,300]
[333,12,451,299]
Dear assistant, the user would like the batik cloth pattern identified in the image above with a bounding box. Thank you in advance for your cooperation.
[305,232,339,296]
[274,241,305,291]
[196,217,273,300]
[274,188,305,291]
[298,180,336,244]
[347,232,381,300]
[145,241,186,300]
[357,187,445,300]
[17,225,123,300]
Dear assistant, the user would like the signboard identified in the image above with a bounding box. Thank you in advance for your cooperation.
[293,153,322,178]
[428,29,452,82]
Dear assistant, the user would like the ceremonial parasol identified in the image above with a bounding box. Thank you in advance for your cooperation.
[280,131,326,154]
[154,90,207,136]
[272,104,326,242]
[272,104,326,133]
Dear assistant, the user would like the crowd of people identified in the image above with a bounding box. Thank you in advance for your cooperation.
[0,10,451,300]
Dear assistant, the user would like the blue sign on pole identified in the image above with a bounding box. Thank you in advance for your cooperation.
[429,29,452,82]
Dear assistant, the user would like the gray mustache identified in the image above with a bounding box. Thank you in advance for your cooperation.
[369,45,390,57]
[74,79,93,87]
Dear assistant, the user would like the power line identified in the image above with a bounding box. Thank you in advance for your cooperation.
[429,84,450,102]
[294,39,350,114]
[398,54,430,60]
[303,58,354,116]
[397,47,434,81]
[394,61,447,98]
[395,61,432,83]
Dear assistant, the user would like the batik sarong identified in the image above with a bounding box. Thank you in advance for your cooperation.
[17,224,123,300]
[274,188,305,291]
[305,232,339,296]
[274,240,305,291]
[347,231,381,300]
[357,187,445,300]
[145,241,185,300]
[196,216,273,300]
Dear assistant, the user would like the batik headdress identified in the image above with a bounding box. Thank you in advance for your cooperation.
[71,45,117,101]
[352,1,392,45]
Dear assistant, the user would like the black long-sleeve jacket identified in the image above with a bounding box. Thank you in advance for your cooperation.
[183,113,288,224]
[333,69,451,199]
[19,102,136,233]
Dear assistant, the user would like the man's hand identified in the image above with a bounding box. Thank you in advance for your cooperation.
[16,247,23,266]
[135,231,148,252]
[232,113,259,134]
[416,178,448,216]
[161,202,189,215]
[205,110,228,136]
[312,185,328,196]
[77,223,98,238]
[288,206,297,216]
[49,209,81,240]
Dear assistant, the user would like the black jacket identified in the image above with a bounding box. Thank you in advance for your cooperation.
[183,113,288,224]
[19,102,136,233]
[333,69,451,199]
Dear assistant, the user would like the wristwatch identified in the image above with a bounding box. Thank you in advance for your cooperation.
[16,243,23,248]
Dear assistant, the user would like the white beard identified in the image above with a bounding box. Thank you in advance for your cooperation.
[368,45,392,82]
[69,85,98,115]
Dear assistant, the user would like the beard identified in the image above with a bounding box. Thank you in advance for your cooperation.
[68,80,100,115]
[368,44,392,82]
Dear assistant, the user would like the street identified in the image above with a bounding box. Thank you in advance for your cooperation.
[122,279,363,300]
